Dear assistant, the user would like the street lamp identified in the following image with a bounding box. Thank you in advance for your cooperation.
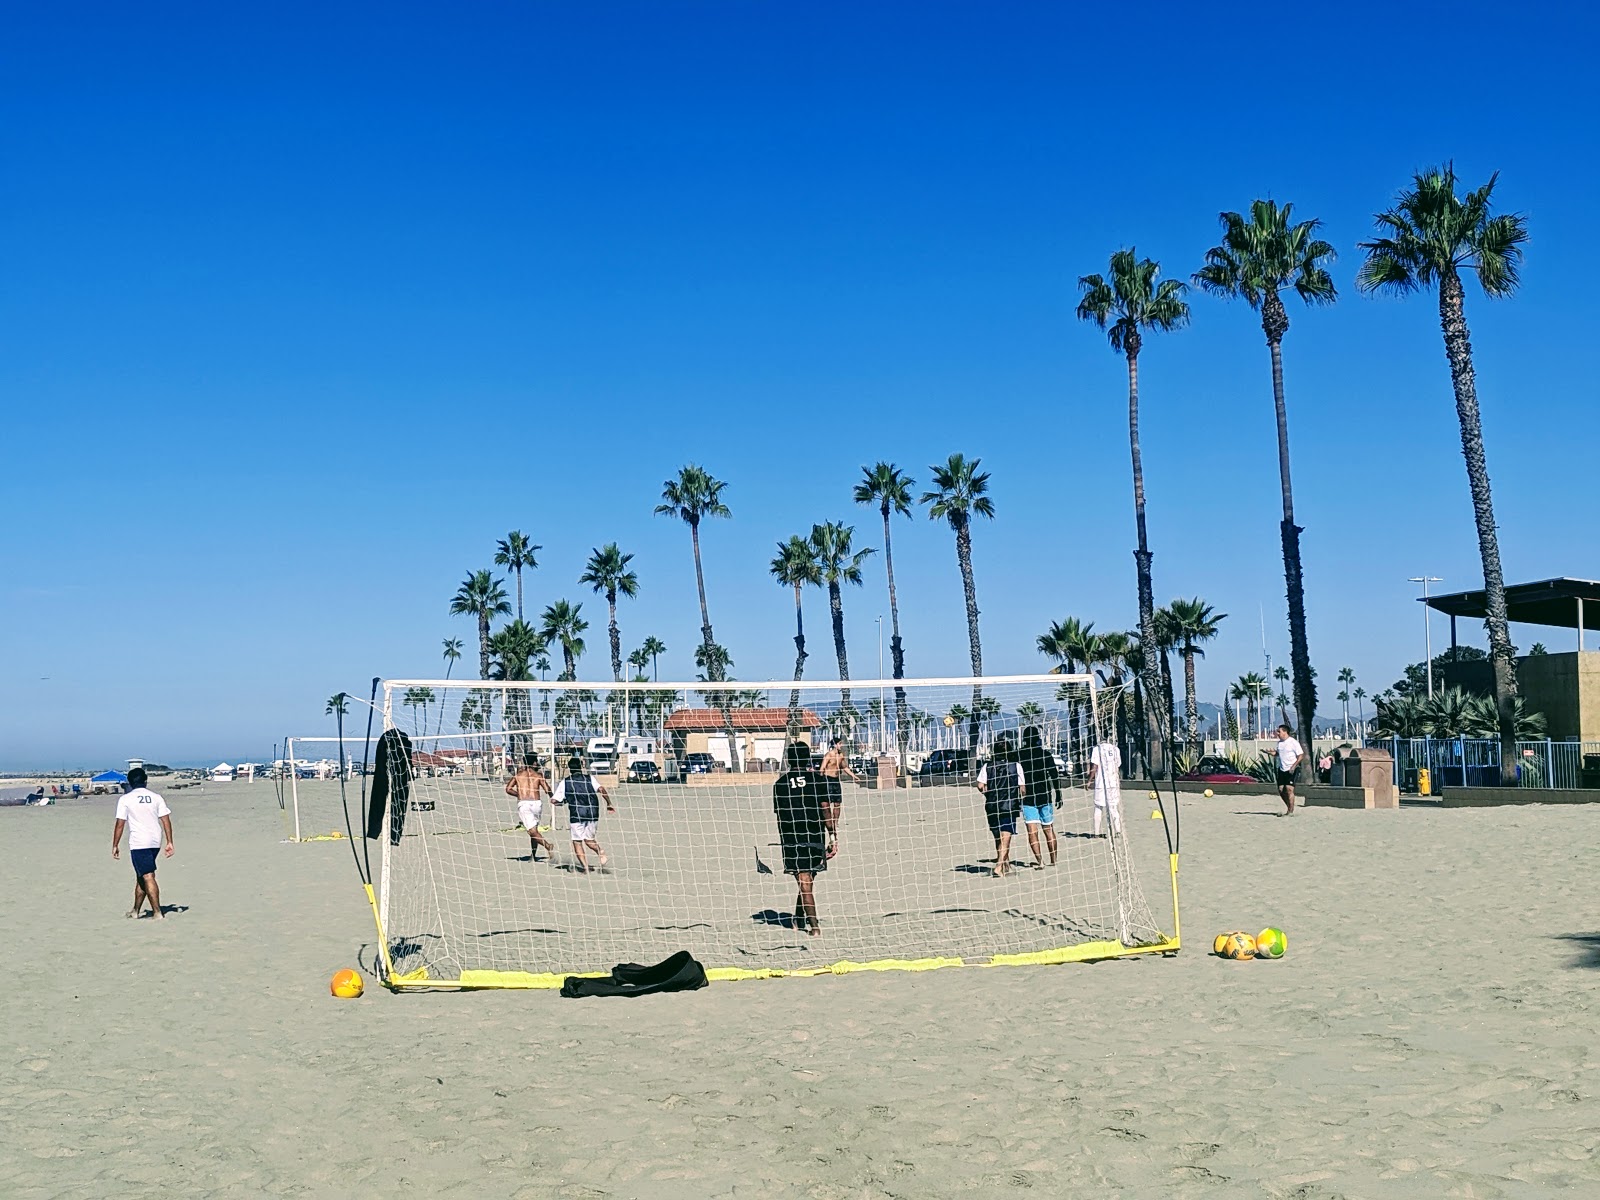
[1409,576,1443,697]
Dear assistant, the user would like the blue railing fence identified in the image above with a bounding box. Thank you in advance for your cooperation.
[1369,737,1600,790]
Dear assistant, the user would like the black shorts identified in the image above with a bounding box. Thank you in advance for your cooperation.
[131,847,159,876]
[822,777,843,804]
[1276,768,1298,787]
[780,835,827,876]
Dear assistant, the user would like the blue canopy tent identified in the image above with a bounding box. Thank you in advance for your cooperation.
[91,770,127,785]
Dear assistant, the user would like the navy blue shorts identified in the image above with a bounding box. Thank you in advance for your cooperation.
[131,847,159,876]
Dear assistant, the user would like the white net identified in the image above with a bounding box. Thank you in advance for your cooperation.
[373,676,1172,987]
[276,737,369,842]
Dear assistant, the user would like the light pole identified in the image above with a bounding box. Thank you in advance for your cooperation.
[1409,576,1443,697]
[875,615,885,752]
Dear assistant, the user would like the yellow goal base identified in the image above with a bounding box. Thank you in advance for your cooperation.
[382,935,1181,991]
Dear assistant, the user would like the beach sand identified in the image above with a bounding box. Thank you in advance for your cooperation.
[7,781,1600,1197]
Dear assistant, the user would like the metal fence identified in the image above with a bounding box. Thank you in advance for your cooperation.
[1372,737,1600,790]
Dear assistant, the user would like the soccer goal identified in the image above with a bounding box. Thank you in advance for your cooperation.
[365,675,1178,989]
[277,736,371,842]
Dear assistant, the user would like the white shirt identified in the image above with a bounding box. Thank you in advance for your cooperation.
[975,763,1023,790]
[1276,737,1305,771]
[115,787,171,850]
[1089,744,1122,802]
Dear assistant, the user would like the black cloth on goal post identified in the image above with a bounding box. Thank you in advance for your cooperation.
[366,728,414,843]
[560,951,709,999]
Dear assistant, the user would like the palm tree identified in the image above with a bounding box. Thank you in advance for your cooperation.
[493,532,541,622]
[1354,686,1368,739]
[579,544,639,683]
[539,599,588,681]
[639,635,667,682]
[1337,666,1357,738]
[487,620,544,753]
[437,636,464,733]
[627,647,649,677]
[1037,617,1100,762]
[1152,606,1179,747]
[1196,201,1334,750]
[809,521,874,709]
[855,462,915,757]
[1077,250,1190,771]
[654,465,731,679]
[770,534,822,724]
[922,453,995,747]
[1232,672,1270,737]
[325,693,349,723]
[1358,165,1528,783]
[1165,598,1227,752]
[449,569,512,680]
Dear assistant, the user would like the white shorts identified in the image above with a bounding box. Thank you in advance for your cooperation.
[1093,791,1122,810]
[570,821,597,842]
[516,801,542,831]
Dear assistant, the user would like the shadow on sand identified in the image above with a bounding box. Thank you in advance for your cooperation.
[1555,932,1600,969]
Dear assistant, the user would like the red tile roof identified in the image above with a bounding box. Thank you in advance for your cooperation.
[663,707,821,732]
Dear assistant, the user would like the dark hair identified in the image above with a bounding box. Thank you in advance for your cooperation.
[992,732,1017,761]
[785,742,812,770]
[523,753,539,768]
[1278,724,1292,735]
[567,755,584,774]
[1021,726,1043,748]
[128,767,148,788]
[831,737,843,747]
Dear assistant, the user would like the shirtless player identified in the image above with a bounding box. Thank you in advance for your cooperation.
[506,753,556,862]
[818,738,860,860]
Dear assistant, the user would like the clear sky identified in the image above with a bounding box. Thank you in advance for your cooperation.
[3,2,1596,769]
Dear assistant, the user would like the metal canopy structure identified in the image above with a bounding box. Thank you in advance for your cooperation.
[1422,577,1600,652]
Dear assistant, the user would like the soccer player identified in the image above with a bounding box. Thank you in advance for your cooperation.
[1274,723,1306,815]
[505,753,555,862]
[551,755,615,872]
[976,732,1024,876]
[111,767,174,918]
[1085,738,1123,838]
[818,737,860,859]
[773,742,827,935]
[1017,726,1061,866]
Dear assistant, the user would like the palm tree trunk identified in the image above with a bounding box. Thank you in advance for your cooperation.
[883,502,910,771]
[607,592,622,682]
[954,516,983,749]
[1182,645,1198,752]
[689,518,740,772]
[829,579,850,710]
[788,583,807,733]
[1126,346,1164,776]
[1261,314,1318,754]
[478,612,490,680]
[1439,271,1519,784]
[515,568,524,622]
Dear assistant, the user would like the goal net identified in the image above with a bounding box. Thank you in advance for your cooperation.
[369,675,1176,989]
[277,736,370,842]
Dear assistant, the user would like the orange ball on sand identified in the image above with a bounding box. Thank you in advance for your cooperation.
[330,968,364,998]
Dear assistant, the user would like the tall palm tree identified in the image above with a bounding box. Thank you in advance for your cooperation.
[449,569,512,680]
[922,453,995,747]
[325,693,349,721]
[770,534,822,723]
[855,463,915,757]
[1152,605,1179,747]
[1337,666,1356,739]
[1165,598,1227,752]
[1077,250,1190,772]
[1038,617,1099,762]
[1359,164,1527,782]
[654,465,731,678]
[1354,686,1368,738]
[809,521,875,710]
[437,637,464,733]
[494,532,541,622]
[639,635,667,682]
[539,599,588,681]
[487,620,544,752]
[1196,200,1334,750]
[579,544,639,683]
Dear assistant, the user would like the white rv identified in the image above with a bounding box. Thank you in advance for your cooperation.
[586,736,617,775]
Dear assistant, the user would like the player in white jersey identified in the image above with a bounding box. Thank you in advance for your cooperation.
[1085,740,1123,837]
[111,768,175,918]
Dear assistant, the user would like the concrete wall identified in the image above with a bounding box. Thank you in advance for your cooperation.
[1439,786,1600,807]
[1516,651,1600,741]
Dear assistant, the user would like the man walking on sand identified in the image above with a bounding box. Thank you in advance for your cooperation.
[551,755,615,873]
[111,767,174,918]
[1274,724,1305,815]
[1085,738,1123,838]
[506,753,556,862]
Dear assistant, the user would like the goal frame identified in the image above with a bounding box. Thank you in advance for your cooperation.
[367,674,1181,989]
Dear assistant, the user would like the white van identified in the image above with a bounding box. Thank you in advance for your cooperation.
[620,736,658,767]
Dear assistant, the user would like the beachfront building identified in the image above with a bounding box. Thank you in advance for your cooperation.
[663,707,821,771]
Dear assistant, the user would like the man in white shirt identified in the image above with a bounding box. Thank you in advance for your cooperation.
[1085,740,1123,837]
[112,768,174,918]
[1273,724,1305,815]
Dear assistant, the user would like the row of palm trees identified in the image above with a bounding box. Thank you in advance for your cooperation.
[1076,166,1526,781]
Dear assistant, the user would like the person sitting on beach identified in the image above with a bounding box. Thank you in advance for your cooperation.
[773,742,827,935]
[1017,726,1061,867]
[551,755,614,873]
[976,732,1025,876]
[818,737,860,860]
[506,753,556,863]
[1085,738,1123,838]
[111,767,174,918]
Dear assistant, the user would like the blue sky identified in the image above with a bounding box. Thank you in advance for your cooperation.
[3,2,1596,768]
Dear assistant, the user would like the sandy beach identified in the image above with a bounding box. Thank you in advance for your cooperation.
[8,781,1600,1198]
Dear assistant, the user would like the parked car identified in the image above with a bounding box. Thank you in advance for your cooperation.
[627,760,661,783]
[681,752,720,776]
[1177,756,1255,785]
[917,748,974,786]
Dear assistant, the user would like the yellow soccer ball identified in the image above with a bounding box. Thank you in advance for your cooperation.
[330,968,365,998]
[1148,790,1159,800]
[1220,932,1256,960]
[1203,788,1214,798]
[1212,932,1234,956]
[1255,928,1287,959]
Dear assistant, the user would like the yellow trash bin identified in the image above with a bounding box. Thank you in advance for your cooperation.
[1417,767,1431,796]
